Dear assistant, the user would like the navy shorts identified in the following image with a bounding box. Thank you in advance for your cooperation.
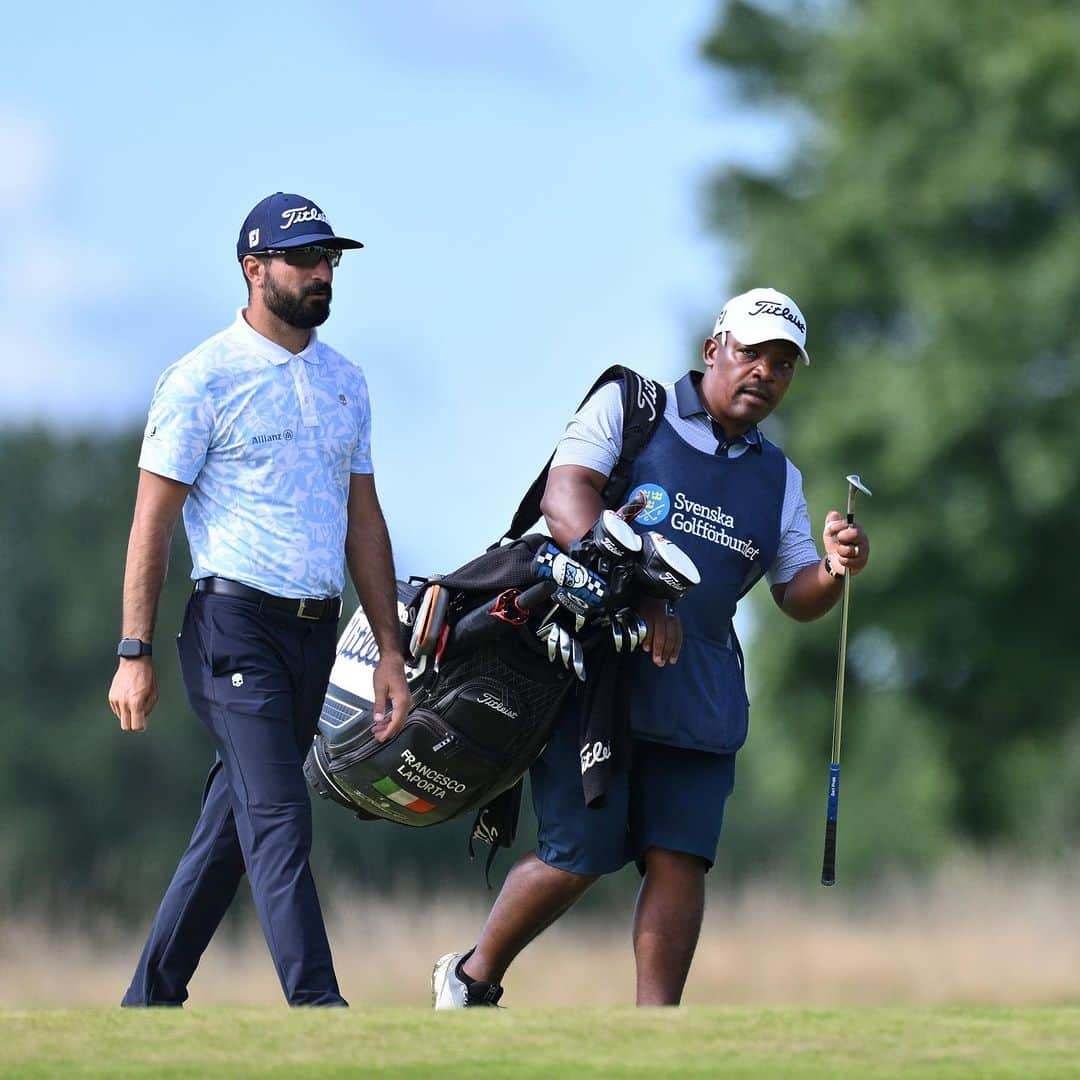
[531,708,737,876]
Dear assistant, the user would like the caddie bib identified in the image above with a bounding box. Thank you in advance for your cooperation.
[622,419,787,752]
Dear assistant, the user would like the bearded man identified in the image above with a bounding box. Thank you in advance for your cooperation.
[109,192,410,1007]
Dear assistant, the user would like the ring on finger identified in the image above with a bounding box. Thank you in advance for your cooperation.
[854,545,860,557]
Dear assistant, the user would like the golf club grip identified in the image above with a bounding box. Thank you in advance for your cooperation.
[821,762,841,886]
[517,580,556,611]
[821,819,838,887]
[448,581,556,652]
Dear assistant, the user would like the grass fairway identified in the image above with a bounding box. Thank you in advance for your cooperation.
[3,1007,1079,1078]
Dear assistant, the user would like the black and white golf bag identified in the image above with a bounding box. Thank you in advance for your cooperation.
[303,535,579,851]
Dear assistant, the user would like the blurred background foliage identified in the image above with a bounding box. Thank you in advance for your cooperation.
[708,0,1080,879]
[3,0,1080,914]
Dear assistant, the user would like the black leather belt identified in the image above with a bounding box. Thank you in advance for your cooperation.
[195,577,342,622]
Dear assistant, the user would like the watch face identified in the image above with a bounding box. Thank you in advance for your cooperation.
[118,639,150,658]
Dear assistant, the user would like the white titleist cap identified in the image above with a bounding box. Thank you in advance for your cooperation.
[713,287,810,366]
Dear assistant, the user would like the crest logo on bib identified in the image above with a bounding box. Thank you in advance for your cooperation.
[628,483,671,525]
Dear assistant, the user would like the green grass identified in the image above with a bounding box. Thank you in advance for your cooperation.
[3,1007,1080,1078]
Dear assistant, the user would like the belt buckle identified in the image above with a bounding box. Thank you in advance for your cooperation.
[297,597,321,620]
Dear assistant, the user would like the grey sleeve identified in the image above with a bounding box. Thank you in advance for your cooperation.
[767,459,821,586]
[549,381,625,475]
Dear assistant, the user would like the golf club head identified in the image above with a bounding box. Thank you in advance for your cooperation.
[571,639,585,681]
[550,551,589,589]
[612,620,624,653]
[560,628,573,670]
[574,614,586,633]
[845,473,873,519]
[627,618,641,651]
[546,624,560,663]
[845,474,873,497]
[637,531,701,602]
[636,616,648,648]
[589,509,643,561]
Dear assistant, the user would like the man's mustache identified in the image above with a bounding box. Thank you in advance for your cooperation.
[304,284,332,300]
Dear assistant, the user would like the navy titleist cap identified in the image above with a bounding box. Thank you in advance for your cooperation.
[237,192,364,260]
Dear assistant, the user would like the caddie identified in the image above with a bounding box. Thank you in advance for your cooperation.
[109,192,411,1007]
[433,287,871,1007]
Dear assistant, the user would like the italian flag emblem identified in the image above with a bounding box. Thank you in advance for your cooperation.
[374,776,436,813]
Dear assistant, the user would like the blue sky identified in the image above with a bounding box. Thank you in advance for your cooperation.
[2,1,785,573]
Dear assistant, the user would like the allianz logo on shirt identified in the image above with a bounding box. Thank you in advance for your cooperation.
[280,206,328,230]
[250,429,294,445]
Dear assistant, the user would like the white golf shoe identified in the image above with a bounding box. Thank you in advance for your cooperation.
[432,949,504,1009]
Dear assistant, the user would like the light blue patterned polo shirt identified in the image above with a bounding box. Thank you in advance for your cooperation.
[139,310,373,598]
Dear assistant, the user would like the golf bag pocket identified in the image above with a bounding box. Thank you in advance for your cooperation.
[428,677,529,756]
[307,706,501,827]
[626,633,749,753]
[306,669,543,828]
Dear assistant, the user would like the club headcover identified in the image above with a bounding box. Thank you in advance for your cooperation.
[636,531,701,603]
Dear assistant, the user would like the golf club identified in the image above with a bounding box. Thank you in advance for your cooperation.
[821,473,872,887]
[559,627,573,670]
[571,638,585,681]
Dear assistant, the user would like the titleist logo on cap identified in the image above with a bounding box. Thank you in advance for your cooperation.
[280,206,329,231]
[748,298,805,334]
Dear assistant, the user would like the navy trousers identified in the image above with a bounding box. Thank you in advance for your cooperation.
[122,591,346,1007]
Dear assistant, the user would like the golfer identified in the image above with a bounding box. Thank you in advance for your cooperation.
[433,287,870,1007]
[109,192,410,1007]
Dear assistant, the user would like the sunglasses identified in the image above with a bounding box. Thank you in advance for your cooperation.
[260,246,342,269]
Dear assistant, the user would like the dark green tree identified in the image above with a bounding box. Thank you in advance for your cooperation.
[702,0,1080,880]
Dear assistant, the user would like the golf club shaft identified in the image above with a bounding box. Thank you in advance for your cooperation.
[821,573,850,886]
[831,572,851,763]
[822,489,859,887]
[448,580,556,653]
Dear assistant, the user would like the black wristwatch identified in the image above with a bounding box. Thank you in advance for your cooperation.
[117,638,153,659]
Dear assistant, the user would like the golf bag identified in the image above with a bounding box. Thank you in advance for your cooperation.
[303,366,671,862]
[303,536,577,843]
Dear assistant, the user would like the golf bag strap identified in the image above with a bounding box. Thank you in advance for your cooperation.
[600,367,666,510]
[499,366,667,544]
[468,778,525,887]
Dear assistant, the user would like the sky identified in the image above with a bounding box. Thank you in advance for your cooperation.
[1,1,786,574]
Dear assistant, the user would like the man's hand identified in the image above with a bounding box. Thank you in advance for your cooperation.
[108,469,188,733]
[637,595,683,668]
[109,658,159,732]
[371,655,412,743]
[822,510,870,577]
